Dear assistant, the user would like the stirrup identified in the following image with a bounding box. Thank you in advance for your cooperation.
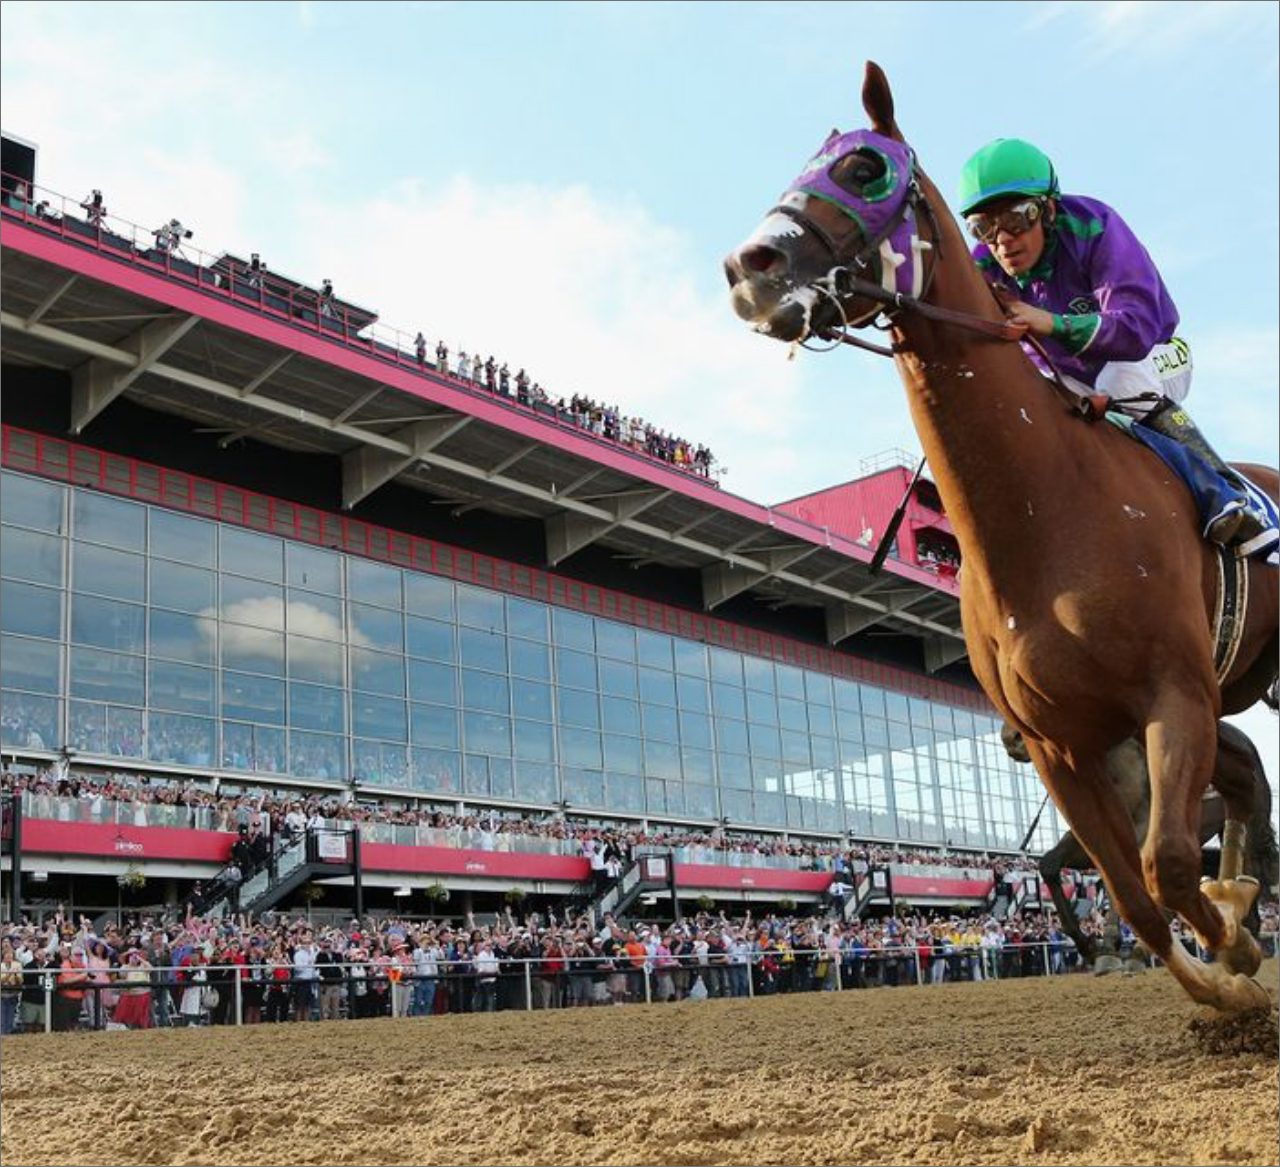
[1207,506,1268,548]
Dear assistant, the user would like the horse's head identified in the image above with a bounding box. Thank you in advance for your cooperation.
[725,62,931,345]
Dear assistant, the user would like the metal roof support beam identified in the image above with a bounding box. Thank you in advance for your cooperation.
[924,635,969,674]
[552,468,603,499]
[70,313,199,433]
[486,442,540,479]
[0,311,968,646]
[546,490,671,567]
[342,415,473,510]
[702,545,822,610]
[826,603,892,646]
[239,352,294,400]
[26,274,78,327]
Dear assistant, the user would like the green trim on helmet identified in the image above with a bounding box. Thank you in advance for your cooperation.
[956,138,1060,216]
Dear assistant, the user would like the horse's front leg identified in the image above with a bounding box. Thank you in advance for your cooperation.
[1027,741,1266,1012]
[1144,699,1263,981]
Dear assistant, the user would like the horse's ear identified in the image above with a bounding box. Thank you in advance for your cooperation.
[862,60,904,142]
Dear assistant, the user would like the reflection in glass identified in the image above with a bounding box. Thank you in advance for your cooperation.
[148,712,215,766]
[150,509,216,567]
[150,561,215,614]
[2,473,64,533]
[72,543,144,602]
[220,527,282,582]
[348,559,402,609]
[2,580,62,640]
[70,595,143,653]
[1,526,64,586]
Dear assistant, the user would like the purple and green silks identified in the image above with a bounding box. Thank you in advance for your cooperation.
[974,194,1180,388]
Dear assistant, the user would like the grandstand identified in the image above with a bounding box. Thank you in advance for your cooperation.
[0,131,1072,927]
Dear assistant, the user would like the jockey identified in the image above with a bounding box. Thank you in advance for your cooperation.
[956,138,1268,548]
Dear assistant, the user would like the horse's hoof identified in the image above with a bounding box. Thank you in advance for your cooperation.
[1221,975,1271,1013]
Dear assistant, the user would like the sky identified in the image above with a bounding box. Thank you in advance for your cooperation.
[2,0,1277,785]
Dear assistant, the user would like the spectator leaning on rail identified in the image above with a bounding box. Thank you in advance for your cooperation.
[957,137,1268,548]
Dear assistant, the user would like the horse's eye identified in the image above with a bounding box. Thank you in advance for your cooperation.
[833,150,886,194]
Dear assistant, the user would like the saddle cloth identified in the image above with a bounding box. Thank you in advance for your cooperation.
[1106,413,1279,565]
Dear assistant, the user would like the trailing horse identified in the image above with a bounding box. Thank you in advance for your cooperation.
[1004,721,1277,962]
[724,62,1278,1011]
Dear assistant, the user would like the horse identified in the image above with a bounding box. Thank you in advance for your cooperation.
[723,61,1279,1012]
[1001,721,1277,962]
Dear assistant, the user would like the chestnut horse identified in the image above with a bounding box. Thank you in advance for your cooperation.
[724,62,1278,1011]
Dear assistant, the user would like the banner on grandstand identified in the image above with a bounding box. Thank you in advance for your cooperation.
[315,831,350,863]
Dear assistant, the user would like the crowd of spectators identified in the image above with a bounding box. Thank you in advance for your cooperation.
[6,896,1206,1036]
[414,342,717,482]
[3,764,1041,879]
[3,183,719,486]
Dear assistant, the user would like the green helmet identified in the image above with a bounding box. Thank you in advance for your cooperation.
[956,138,1059,216]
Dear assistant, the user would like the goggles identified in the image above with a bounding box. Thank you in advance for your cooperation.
[965,198,1046,245]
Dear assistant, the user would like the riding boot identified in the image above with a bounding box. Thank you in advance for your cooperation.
[1138,398,1269,547]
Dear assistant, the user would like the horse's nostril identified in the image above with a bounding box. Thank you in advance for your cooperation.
[741,244,782,275]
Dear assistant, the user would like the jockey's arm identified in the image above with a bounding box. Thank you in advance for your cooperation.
[1065,209,1176,364]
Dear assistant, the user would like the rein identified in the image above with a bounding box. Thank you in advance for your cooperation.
[797,181,1094,418]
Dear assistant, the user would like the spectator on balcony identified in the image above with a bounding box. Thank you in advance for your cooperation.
[318,279,335,318]
[515,368,530,405]
[80,189,106,228]
[484,356,497,393]
[246,253,264,289]
[435,340,449,374]
[498,362,511,396]
[414,332,427,367]
[456,351,471,382]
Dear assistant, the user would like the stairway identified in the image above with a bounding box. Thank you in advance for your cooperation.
[843,864,892,921]
[204,828,357,919]
[570,850,677,926]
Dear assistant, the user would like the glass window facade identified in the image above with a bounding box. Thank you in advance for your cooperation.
[0,470,1065,850]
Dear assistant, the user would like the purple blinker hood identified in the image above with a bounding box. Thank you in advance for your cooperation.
[783,129,925,297]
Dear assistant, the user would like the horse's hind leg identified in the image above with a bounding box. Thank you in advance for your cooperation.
[1198,723,1267,972]
[1143,697,1265,987]
[1029,741,1265,1011]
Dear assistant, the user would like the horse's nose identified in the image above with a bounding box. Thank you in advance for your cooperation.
[724,243,787,286]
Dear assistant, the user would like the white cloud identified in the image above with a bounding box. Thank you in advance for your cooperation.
[1026,0,1278,62]
[285,174,812,500]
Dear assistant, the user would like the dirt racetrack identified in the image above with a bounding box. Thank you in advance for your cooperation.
[2,961,1276,1167]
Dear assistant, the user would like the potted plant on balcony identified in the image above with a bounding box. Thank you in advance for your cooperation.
[694,894,716,914]
[776,896,797,914]
[503,887,527,909]
[300,882,326,923]
[424,883,450,906]
[116,865,147,892]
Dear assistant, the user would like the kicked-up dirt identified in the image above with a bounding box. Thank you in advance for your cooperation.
[1,961,1276,1166]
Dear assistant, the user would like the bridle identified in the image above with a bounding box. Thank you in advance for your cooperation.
[766,145,1091,416]
[768,175,1023,357]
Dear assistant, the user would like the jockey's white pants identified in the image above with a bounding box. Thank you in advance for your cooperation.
[1058,337,1193,417]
